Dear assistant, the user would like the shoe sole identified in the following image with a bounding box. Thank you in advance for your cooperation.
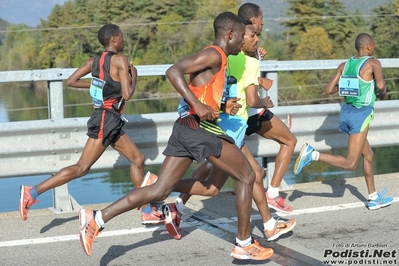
[141,171,151,187]
[163,205,181,240]
[368,201,393,210]
[294,144,310,174]
[79,209,92,256]
[142,219,165,225]
[230,246,274,260]
[19,185,26,221]
[268,203,293,214]
[267,220,297,241]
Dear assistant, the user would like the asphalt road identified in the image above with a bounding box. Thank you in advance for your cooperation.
[1,173,398,266]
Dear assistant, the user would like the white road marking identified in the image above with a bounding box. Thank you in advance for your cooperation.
[0,197,397,247]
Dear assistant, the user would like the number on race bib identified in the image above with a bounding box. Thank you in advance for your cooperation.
[90,77,106,108]
[339,76,359,97]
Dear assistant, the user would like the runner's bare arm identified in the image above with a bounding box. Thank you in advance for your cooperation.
[66,57,94,88]
[166,48,222,121]
[370,58,386,94]
[325,63,344,95]
[246,84,273,109]
[113,54,135,101]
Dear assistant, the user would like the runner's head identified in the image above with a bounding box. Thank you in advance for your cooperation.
[238,3,263,35]
[355,33,375,56]
[98,24,124,51]
[241,23,259,55]
[214,11,247,56]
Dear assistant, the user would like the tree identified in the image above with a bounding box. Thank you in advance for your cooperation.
[287,27,335,103]
[370,0,399,100]
[38,2,94,68]
[282,0,360,59]
[0,24,40,70]
[294,27,334,60]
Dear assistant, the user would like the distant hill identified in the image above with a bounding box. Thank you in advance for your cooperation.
[243,0,392,34]
[0,0,393,33]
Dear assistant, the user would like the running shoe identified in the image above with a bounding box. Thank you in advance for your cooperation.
[162,203,182,240]
[266,192,293,214]
[368,187,394,210]
[19,185,38,221]
[264,219,297,241]
[230,238,274,260]
[79,209,103,256]
[134,171,158,211]
[141,204,165,225]
[294,143,314,174]
[141,171,158,187]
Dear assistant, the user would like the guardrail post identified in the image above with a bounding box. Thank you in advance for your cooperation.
[47,80,64,119]
[47,80,81,213]
[262,157,292,192]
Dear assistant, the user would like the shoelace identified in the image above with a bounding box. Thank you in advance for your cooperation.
[275,219,288,230]
[85,222,99,239]
[378,187,387,198]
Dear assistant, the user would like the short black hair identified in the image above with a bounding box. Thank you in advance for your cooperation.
[213,11,246,36]
[238,3,261,20]
[355,33,373,50]
[98,24,120,47]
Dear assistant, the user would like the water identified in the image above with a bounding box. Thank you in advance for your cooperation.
[2,146,398,213]
[1,82,398,213]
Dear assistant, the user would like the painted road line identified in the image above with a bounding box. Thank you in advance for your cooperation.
[0,224,190,247]
[1,198,397,247]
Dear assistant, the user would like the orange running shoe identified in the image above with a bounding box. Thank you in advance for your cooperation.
[162,203,182,240]
[141,171,158,187]
[135,171,159,211]
[19,185,38,221]
[264,218,297,241]
[231,238,274,260]
[79,209,102,256]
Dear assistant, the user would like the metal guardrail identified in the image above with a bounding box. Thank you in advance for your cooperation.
[1,101,399,178]
[1,59,398,212]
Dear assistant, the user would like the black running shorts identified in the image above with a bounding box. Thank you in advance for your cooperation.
[86,108,125,147]
[245,109,274,136]
[163,115,234,163]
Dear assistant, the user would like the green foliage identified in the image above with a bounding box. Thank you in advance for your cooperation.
[0,24,40,70]
[282,0,362,59]
[370,0,399,100]
[0,0,397,102]
[294,27,334,60]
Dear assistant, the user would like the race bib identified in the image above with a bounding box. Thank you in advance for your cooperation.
[90,77,105,108]
[221,75,238,103]
[177,97,190,118]
[339,76,359,97]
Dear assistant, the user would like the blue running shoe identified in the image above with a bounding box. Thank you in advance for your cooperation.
[294,143,314,174]
[368,187,393,210]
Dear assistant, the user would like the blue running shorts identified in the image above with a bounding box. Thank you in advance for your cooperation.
[217,112,248,149]
[339,104,373,134]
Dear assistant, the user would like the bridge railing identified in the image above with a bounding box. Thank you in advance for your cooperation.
[1,59,398,213]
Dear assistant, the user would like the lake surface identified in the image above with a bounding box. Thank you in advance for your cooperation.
[1,82,398,213]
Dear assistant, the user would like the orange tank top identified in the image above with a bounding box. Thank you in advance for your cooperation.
[188,45,227,115]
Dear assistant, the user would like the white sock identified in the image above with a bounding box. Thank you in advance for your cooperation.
[94,210,104,228]
[368,191,378,201]
[267,186,279,198]
[236,236,252,247]
[264,217,277,231]
[312,150,320,161]
[175,197,185,214]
